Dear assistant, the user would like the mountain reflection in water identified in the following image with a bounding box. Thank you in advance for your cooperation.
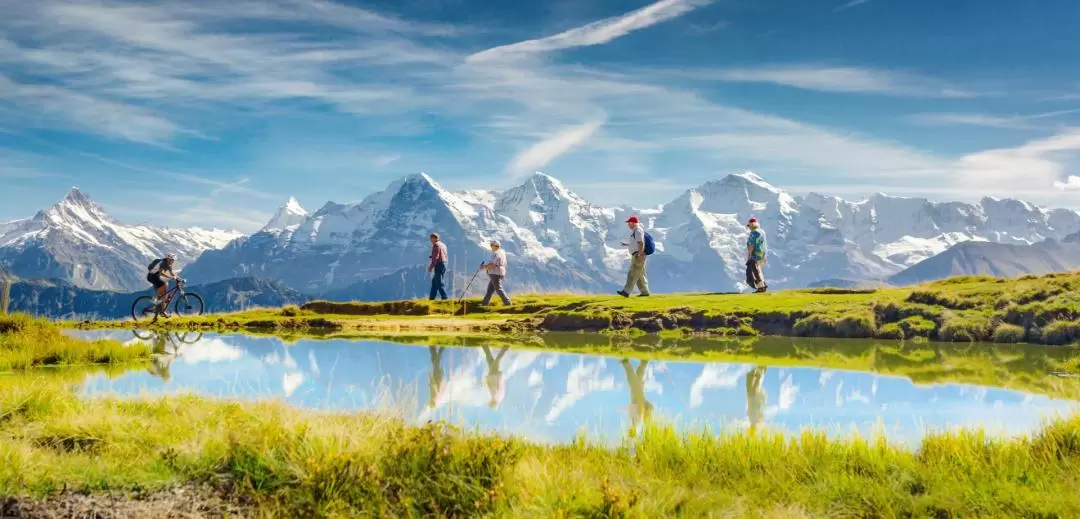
[67,330,1080,447]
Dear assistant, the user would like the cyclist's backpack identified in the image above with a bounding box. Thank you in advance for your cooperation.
[147,258,161,273]
[643,232,655,256]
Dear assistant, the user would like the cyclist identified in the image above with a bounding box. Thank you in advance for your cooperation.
[147,253,179,313]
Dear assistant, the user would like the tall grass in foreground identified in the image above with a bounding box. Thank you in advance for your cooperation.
[0,313,150,371]
[1,377,1079,517]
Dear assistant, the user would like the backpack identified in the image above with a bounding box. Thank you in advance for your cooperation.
[147,258,161,273]
[643,232,655,256]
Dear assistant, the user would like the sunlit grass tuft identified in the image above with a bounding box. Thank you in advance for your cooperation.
[0,314,150,372]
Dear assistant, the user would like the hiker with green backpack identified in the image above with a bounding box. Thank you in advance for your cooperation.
[618,216,654,297]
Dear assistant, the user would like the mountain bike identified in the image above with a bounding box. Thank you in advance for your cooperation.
[130,278,204,322]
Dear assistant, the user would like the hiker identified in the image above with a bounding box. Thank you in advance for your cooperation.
[745,217,768,293]
[479,240,512,306]
[746,365,767,429]
[618,216,651,297]
[621,358,654,438]
[483,345,509,408]
[427,233,448,300]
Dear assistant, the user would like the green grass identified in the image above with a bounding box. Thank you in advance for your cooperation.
[0,314,150,372]
[2,373,1080,517]
[69,270,1080,346]
[7,317,1080,516]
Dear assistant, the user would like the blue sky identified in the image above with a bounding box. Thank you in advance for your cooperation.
[2,0,1079,231]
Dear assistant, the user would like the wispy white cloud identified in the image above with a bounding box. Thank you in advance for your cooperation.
[835,0,870,12]
[372,154,402,168]
[508,116,606,177]
[908,109,1080,129]
[954,128,1080,192]
[688,65,976,98]
[0,74,187,145]
[468,0,716,62]
[908,113,1035,130]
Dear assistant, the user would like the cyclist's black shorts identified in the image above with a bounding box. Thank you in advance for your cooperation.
[147,273,166,289]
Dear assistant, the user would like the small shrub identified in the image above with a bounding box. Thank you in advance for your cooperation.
[876,323,904,340]
[1041,320,1080,346]
[874,302,941,323]
[932,275,999,285]
[906,291,978,310]
[898,316,936,338]
[0,313,33,334]
[793,312,875,339]
[939,315,991,342]
[991,323,1026,344]
[1003,286,1067,307]
[280,305,303,317]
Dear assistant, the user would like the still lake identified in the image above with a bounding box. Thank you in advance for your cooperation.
[66,330,1080,447]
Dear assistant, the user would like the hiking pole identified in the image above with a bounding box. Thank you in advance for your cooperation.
[457,262,484,315]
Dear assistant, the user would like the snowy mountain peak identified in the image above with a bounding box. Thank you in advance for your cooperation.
[404,172,439,188]
[262,196,310,232]
[284,197,305,214]
[63,186,94,205]
[2,188,244,291]
[728,171,778,192]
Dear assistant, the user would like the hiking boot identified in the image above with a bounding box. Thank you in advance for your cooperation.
[637,294,650,297]
[617,291,630,298]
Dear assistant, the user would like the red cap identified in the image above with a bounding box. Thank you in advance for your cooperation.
[747,217,757,224]
[626,216,639,223]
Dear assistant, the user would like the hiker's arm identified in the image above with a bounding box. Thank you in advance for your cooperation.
[635,238,645,261]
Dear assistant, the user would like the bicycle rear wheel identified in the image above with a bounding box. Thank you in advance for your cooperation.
[131,295,157,322]
[173,292,204,317]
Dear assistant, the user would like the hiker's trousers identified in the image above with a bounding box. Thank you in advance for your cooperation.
[482,274,512,305]
[746,259,765,289]
[623,259,650,295]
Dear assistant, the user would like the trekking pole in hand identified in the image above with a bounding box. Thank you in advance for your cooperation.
[457,262,484,314]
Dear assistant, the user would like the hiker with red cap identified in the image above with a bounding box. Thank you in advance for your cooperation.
[618,215,652,297]
[745,217,768,293]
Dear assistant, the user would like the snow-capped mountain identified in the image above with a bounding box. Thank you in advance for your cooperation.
[183,171,1080,298]
[0,188,243,291]
[183,173,608,295]
[261,197,309,233]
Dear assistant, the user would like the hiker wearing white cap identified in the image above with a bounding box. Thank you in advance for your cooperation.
[480,239,512,306]
[618,216,651,297]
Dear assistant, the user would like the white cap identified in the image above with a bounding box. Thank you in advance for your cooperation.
[489,239,500,246]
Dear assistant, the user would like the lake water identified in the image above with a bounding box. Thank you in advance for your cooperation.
[66,330,1080,447]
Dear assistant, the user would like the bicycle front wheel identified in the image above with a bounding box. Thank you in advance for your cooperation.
[131,295,157,322]
[173,292,204,317]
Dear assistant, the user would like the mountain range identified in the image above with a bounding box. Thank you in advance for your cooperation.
[4,172,1079,307]
[888,232,1080,286]
[182,171,1080,298]
[0,188,241,292]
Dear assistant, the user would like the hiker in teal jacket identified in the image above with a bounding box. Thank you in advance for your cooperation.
[745,217,768,293]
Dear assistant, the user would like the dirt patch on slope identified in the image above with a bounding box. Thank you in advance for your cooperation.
[1,485,251,519]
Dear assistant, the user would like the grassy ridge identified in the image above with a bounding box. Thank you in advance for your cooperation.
[72,271,1080,346]
[2,374,1080,517]
[0,314,150,372]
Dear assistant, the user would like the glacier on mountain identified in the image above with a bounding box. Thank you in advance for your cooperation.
[0,188,243,291]
[182,171,1080,298]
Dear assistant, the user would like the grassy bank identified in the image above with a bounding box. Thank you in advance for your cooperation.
[71,271,1080,346]
[0,314,150,372]
[1,374,1079,517]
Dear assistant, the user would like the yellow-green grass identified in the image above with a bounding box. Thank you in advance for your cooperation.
[69,270,1080,346]
[2,373,1080,517]
[0,314,150,372]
